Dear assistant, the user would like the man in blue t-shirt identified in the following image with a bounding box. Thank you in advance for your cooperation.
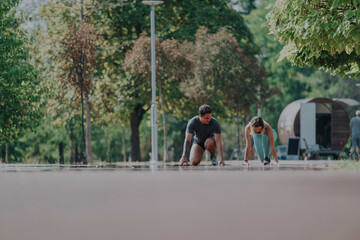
[179,104,225,166]
[350,110,360,154]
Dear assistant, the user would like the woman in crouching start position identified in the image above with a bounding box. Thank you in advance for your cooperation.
[244,116,279,165]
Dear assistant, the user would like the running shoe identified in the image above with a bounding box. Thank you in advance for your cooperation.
[210,157,218,166]
[263,157,271,165]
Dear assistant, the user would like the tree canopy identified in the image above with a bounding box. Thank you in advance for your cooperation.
[61,21,97,97]
[180,27,268,118]
[8,0,280,163]
[267,0,360,78]
[0,0,43,143]
[123,32,193,118]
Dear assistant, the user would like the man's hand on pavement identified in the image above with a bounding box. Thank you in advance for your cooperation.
[179,157,189,166]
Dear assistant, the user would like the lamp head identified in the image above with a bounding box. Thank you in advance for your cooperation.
[142,1,163,6]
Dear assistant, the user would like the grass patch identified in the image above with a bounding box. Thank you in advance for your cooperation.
[335,159,360,170]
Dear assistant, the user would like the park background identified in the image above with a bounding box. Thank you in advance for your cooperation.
[1,0,359,164]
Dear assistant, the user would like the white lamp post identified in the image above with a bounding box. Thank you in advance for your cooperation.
[257,84,261,117]
[142,1,163,163]
[255,55,264,117]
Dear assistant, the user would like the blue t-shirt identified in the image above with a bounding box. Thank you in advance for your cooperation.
[186,116,221,144]
[350,117,360,136]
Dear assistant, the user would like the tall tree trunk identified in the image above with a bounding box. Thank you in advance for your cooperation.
[122,127,127,162]
[106,141,111,162]
[59,142,64,165]
[5,142,8,164]
[106,128,111,162]
[75,141,80,164]
[85,95,94,164]
[236,104,241,160]
[70,129,76,165]
[81,89,87,165]
[159,87,168,162]
[130,105,145,162]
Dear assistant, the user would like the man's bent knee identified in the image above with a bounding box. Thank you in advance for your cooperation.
[191,160,200,166]
[204,138,216,149]
[189,144,204,166]
[190,155,202,166]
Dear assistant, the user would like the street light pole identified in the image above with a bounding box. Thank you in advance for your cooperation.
[356,83,360,104]
[142,1,163,163]
[255,55,263,117]
[257,84,261,117]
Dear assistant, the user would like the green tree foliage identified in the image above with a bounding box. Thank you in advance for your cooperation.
[61,21,97,99]
[97,0,255,49]
[123,33,193,161]
[94,0,258,122]
[95,0,258,161]
[181,27,270,118]
[5,120,68,164]
[180,27,270,154]
[245,0,359,152]
[123,33,193,114]
[244,0,321,128]
[35,0,125,163]
[230,0,257,14]
[90,124,130,162]
[267,0,360,78]
[157,0,255,50]
[0,0,43,145]
[35,0,89,163]
[61,20,98,164]
[96,0,258,116]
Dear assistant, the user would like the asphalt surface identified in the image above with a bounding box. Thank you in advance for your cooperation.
[0,161,359,240]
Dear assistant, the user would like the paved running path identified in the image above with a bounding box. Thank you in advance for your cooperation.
[0,164,359,240]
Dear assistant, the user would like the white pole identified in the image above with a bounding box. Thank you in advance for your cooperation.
[257,84,261,117]
[150,5,158,163]
[143,1,162,163]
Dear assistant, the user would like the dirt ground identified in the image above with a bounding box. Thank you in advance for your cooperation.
[0,162,359,240]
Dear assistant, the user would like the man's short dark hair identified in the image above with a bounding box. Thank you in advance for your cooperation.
[199,104,212,116]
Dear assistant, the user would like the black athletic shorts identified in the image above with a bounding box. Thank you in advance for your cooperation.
[194,137,214,150]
